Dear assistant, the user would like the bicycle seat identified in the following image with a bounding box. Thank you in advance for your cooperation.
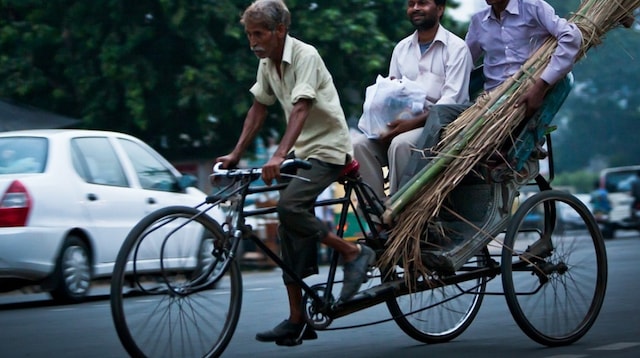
[340,159,360,179]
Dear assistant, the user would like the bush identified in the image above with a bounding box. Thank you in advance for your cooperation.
[553,170,598,193]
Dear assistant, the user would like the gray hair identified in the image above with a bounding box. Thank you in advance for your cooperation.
[240,0,291,31]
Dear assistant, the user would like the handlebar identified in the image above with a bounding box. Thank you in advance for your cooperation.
[210,158,312,183]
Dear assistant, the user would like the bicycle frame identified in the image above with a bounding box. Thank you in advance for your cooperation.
[207,160,390,311]
[206,160,506,322]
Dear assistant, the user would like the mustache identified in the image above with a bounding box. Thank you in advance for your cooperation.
[251,45,265,52]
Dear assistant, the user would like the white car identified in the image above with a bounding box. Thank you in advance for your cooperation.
[598,165,640,238]
[0,129,223,302]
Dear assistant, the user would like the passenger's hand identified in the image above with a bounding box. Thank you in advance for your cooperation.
[378,116,424,144]
[515,78,549,118]
[216,153,240,169]
[620,14,635,28]
[262,155,285,186]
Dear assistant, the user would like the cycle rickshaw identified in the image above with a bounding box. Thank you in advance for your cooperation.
[109,71,607,357]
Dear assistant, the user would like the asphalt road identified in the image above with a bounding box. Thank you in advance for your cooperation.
[1,231,639,358]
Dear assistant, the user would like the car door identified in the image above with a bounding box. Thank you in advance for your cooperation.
[115,137,206,207]
[70,136,151,275]
[115,137,207,268]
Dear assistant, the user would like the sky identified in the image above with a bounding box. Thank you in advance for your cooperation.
[449,1,486,21]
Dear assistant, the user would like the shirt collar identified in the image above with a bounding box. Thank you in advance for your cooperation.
[410,24,446,46]
[484,0,520,21]
[281,34,293,65]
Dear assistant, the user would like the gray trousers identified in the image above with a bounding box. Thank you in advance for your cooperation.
[278,157,345,284]
[398,103,471,188]
[351,128,422,199]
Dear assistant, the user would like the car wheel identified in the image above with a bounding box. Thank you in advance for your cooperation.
[49,236,92,303]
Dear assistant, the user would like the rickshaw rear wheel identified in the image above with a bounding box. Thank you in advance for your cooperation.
[501,190,607,346]
[385,248,489,344]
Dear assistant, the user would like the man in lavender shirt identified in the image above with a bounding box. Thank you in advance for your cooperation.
[399,0,582,187]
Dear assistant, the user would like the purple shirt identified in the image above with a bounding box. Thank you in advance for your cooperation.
[466,0,582,90]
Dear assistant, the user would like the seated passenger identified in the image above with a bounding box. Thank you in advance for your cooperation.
[352,0,472,201]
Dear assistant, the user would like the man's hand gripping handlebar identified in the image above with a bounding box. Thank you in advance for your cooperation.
[210,158,312,185]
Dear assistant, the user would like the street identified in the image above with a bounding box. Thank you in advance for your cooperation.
[2,232,640,358]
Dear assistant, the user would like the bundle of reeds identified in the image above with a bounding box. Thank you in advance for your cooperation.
[379,0,640,280]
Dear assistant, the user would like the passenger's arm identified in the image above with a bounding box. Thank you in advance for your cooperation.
[378,111,428,144]
[516,3,582,117]
[434,43,474,106]
[536,2,582,86]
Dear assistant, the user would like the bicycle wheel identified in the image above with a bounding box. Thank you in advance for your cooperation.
[501,190,607,346]
[385,248,489,343]
[111,206,242,358]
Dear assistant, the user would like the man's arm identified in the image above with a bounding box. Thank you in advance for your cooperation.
[517,3,582,117]
[537,2,583,86]
[378,111,428,144]
[515,77,551,118]
[380,35,472,142]
[433,41,473,106]
[465,14,484,65]
[261,98,312,185]
[216,99,268,168]
[377,41,417,143]
[388,42,402,79]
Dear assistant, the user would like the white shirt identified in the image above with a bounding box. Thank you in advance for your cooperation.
[388,24,473,108]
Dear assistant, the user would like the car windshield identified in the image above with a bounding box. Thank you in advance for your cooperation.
[0,136,47,174]
[603,170,637,193]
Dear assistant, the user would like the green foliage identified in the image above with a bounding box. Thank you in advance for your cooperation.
[0,0,406,157]
[4,0,636,173]
[552,169,599,193]
[554,24,640,172]
[288,0,409,119]
[547,0,640,172]
[0,0,468,160]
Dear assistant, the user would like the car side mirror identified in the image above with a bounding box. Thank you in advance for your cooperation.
[178,174,198,190]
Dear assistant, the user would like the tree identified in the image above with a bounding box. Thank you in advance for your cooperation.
[1,0,251,158]
[547,0,640,172]
[2,0,637,172]
[3,0,468,160]
[559,25,640,171]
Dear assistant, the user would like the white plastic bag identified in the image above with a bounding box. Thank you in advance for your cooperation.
[357,75,427,139]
